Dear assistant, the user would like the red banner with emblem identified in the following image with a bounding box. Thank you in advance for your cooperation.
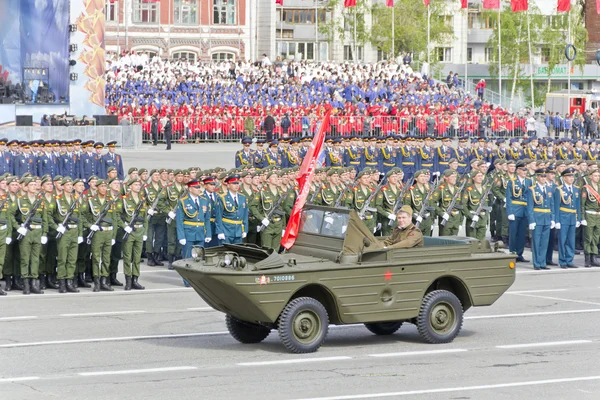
[281,110,332,250]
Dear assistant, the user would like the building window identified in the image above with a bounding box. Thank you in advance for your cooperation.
[377,48,384,62]
[279,9,325,25]
[468,11,479,29]
[105,1,118,22]
[172,51,198,62]
[343,45,363,61]
[485,47,493,62]
[277,42,315,60]
[297,43,315,60]
[467,47,472,62]
[135,50,158,59]
[174,0,198,25]
[212,52,235,61]
[436,47,452,63]
[214,0,236,25]
[439,15,453,28]
[541,47,551,63]
[276,29,294,39]
[133,0,159,24]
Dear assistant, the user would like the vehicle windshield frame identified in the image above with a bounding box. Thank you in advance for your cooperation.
[299,205,350,239]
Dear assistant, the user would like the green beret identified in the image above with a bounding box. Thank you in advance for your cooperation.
[448,158,458,164]
[414,169,431,178]
[73,179,84,186]
[327,168,341,176]
[265,170,279,179]
[96,179,107,186]
[127,167,138,175]
[87,175,98,183]
[107,178,118,185]
[107,166,117,173]
[442,169,458,178]
[127,178,140,186]
[6,176,18,184]
[53,175,63,182]
[173,169,183,175]
[218,172,228,180]
[138,168,148,174]
[239,170,249,178]
[62,177,73,185]
[182,169,190,175]
[41,176,52,185]
[22,173,32,178]
[149,169,159,176]
[357,169,371,179]
[22,177,33,186]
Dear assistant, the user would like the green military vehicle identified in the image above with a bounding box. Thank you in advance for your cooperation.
[174,205,516,354]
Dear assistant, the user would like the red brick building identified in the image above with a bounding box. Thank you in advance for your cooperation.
[584,0,600,64]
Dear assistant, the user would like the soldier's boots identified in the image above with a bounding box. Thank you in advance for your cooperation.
[100,277,114,292]
[66,279,79,293]
[39,274,47,290]
[46,275,59,290]
[23,279,31,295]
[124,276,132,291]
[13,276,24,291]
[0,285,5,296]
[58,279,67,294]
[591,255,600,267]
[78,273,91,288]
[153,253,164,267]
[93,277,100,292]
[3,276,13,291]
[146,253,157,266]
[167,255,174,270]
[110,273,123,286]
[30,279,44,294]
[131,276,145,290]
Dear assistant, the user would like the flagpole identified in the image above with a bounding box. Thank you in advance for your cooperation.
[464,6,467,92]
[354,9,357,63]
[116,1,120,54]
[124,0,128,50]
[498,1,502,105]
[567,4,571,99]
[391,4,395,60]
[427,4,430,67]
[526,10,534,110]
[315,0,319,62]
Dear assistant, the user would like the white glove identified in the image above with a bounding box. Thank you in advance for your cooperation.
[143,235,148,241]
[110,239,115,245]
[388,213,396,221]
[124,226,133,234]
[5,237,11,245]
[373,227,377,233]
[376,223,382,231]
[179,239,187,245]
[261,218,270,227]
[282,230,286,237]
[90,224,100,232]
[529,222,536,230]
[57,224,66,234]
[576,221,581,228]
[204,237,211,243]
[168,211,176,219]
[416,215,423,223]
[472,215,479,223]
[217,233,226,240]
[507,214,515,221]
[555,222,561,229]
[17,226,27,236]
[77,236,83,244]
[442,212,450,221]
[147,209,156,216]
[581,220,588,226]
[550,221,556,229]
[41,236,48,245]
[242,232,247,239]
[342,225,347,233]
[324,216,334,224]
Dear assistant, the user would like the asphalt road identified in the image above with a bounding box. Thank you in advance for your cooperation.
[2,144,600,399]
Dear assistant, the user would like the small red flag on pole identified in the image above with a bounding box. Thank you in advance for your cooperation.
[423,0,430,6]
[511,0,528,12]
[557,0,570,12]
[483,0,500,8]
[386,0,394,7]
[460,0,467,8]
[281,110,332,250]
[344,0,356,7]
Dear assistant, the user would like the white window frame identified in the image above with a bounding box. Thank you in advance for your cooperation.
[436,47,452,63]
[105,1,118,22]
[133,0,159,24]
[212,52,235,61]
[174,0,198,25]
[172,51,198,62]
[485,47,493,63]
[213,0,236,25]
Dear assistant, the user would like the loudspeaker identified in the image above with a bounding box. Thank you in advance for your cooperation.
[16,115,33,126]
[93,115,118,126]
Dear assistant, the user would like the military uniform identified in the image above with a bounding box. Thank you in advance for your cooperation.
[176,192,212,258]
[39,191,58,289]
[0,194,15,295]
[506,175,530,260]
[462,183,490,240]
[17,194,48,294]
[118,192,148,289]
[581,181,600,266]
[345,184,377,233]
[375,184,402,236]
[526,181,554,269]
[250,186,285,251]
[554,182,581,267]
[53,191,83,291]
[240,184,259,245]
[344,146,364,173]
[84,194,117,291]
[216,191,248,244]
[432,183,463,236]
[165,183,185,266]
[2,191,20,291]
[404,184,434,236]
[491,171,510,242]
[145,182,168,263]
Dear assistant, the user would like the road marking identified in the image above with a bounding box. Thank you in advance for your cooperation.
[517,268,600,275]
[466,308,600,320]
[237,356,352,367]
[291,375,600,400]
[78,366,197,377]
[59,311,147,317]
[507,289,569,294]
[186,307,214,311]
[496,340,593,349]
[0,316,38,322]
[368,349,468,358]
[0,331,229,348]
[0,376,40,383]
[0,287,192,299]
[510,293,600,306]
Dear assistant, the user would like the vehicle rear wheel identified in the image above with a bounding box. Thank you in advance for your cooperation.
[364,321,403,336]
[278,297,329,354]
[226,315,271,344]
[416,290,463,344]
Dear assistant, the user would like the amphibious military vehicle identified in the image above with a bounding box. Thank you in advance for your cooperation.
[174,205,516,353]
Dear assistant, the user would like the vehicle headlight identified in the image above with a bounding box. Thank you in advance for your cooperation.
[224,254,231,266]
[191,249,199,260]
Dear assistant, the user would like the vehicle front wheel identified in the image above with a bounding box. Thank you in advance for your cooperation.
[278,297,329,353]
[364,321,403,336]
[226,315,271,344]
[416,290,463,344]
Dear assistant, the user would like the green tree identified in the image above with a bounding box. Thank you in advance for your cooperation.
[318,0,373,60]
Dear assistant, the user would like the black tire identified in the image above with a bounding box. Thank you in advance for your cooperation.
[416,290,463,344]
[225,315,271,344]
[364,321,403,336]
[278,297,329,353]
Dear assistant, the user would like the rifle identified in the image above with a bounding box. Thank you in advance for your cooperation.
[257,192,286,232]
[469,179,494,229]
[358,179,386,220]
[308,185,323,204]
[17,195,44,241]
[414,177,440,228]
[388,175,414,226]
[86,198,117,245]
[146,185,165,221]
[123,197,146,240]
[56,196,79,239]
[166,188,188,225]
[334,179,358,208]
[439,174,469,227]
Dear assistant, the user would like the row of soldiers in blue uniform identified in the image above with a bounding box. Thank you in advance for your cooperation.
[0,138,125,181]
[234,134,600,180]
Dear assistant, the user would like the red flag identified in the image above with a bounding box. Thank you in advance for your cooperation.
[460,0,467,8]
[598,0,600,14]
[423,0,430,6]
[275,0,283,4]
[557,0,570,12]
[483,0,499,9]
[344,0,356,7]
[511,0,527,11]
[386,0,394,7]
[281,111,332,250]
